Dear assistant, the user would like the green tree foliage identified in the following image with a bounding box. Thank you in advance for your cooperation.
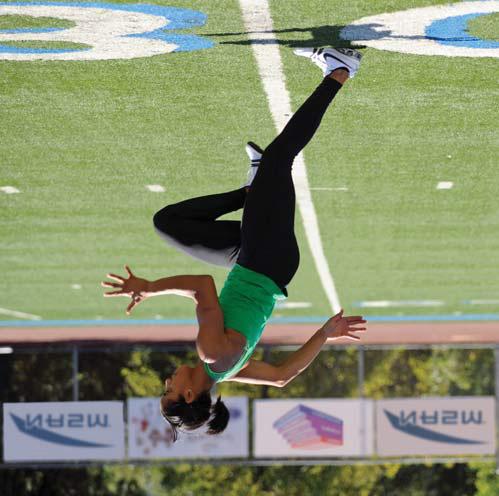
[470,462,499,496]
[0,467,146,496]
[0,345,495,494]
[0,352,72,403]
[79,351,130,401]
[372,463,477,496]
[364,349,494,398]
[121,351,163,397]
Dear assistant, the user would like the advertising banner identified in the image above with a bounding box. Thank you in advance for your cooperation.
[127,396,248,459]
[3,401,125,462]
[376,396,496,456]
[253,399,373,457]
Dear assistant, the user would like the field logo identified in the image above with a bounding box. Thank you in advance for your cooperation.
[0,2,213,61]
[384,408,484,444]
[341,1,499,58]
[273,404,344,449]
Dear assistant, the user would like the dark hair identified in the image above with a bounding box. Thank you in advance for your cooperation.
[160,391,229,442]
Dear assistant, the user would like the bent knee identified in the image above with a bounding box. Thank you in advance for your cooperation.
[153,206,177,233]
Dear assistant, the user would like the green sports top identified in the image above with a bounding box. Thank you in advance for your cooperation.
[204,264,287,383]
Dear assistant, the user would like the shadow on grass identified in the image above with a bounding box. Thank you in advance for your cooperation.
[205,22,443,48]
[205,24,362,48]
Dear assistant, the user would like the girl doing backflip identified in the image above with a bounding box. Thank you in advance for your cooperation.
[103,48,367,439]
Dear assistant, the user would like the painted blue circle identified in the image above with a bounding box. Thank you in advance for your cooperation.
[0,2,214,55]
[426,12,499,49]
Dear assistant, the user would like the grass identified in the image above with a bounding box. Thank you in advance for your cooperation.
[0,40,89,50]
[0,14,74,30]
[467,12,499,41]
[1,0,498,322]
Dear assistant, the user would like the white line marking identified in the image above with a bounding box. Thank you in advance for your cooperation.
[1,186,20,194]
[0,307,42,320]
[437,181,453,190]
[341,2,499,58]
[239,0,341,313]
[310,187,349,191]
[0,4,178,61]
[146,184,165,193]
[356,300,445,308]
[467,299,499,305]
[71,284,82,290]
[275,301,312,309]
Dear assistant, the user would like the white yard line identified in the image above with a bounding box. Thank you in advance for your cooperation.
[467,299,499,305]
[310,187,349,191]
[275,301,312,309]
[356,300,445,308]
[0,307,42,320]
[1,186,20,194]
[437,181,453,190]
[239,0,341,313]
[146,184,165,192]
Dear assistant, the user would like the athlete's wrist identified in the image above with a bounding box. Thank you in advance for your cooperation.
[143,280,151,296]
[317,326,329,342]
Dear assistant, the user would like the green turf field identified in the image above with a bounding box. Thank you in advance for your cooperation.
[1,0,498,323]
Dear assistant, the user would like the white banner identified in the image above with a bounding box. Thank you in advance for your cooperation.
[253,399,374,457]
[376,397,496,456]
[3,402,125,462]
[127,396,248,459]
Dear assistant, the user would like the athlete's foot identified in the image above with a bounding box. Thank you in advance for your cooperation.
[293,47,362,78]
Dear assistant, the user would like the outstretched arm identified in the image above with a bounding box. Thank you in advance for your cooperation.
[229,309,366,387]
[102,266,229,361]
[102,265,216,314]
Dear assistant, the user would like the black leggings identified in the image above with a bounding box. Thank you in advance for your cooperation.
[153,77,343,295]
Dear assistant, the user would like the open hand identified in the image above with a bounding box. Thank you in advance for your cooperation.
[321,309,367,341]
[101,265,149,315]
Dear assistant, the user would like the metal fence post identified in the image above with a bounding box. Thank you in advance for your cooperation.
[495,345,499,474]
[72,346,79,401]
[358,345,366,456]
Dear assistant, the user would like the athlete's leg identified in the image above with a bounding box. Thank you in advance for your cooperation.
[153,187,246,268]
[237,72,347,293]
[264,75,345,163]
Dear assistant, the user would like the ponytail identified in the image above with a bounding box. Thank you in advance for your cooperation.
[207,395,230,435]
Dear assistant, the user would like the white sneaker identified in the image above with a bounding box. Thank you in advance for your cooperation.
[244,141,263,188]
[293,47,362,78]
